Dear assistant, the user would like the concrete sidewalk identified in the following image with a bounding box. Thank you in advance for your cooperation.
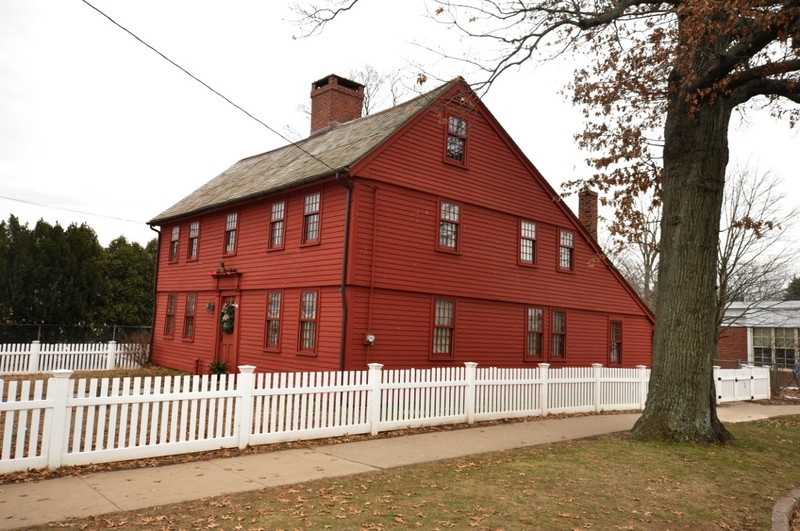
[1,402,798,530]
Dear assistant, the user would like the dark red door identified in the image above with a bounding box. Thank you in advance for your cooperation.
[216,294,239,370]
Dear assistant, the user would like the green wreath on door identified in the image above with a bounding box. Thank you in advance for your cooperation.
[220,302,236,334]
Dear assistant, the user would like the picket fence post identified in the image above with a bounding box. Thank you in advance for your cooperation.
[46,370,73,469]
[538,363,550,416]
[236,365,256,449]
[464,362,478,424]
[636,365,648,410]
[105,341,117,371]
[27,340,41,373]
[592,363,603,412]
[367,363,383,436]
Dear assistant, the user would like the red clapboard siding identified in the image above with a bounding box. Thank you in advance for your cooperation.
[152,78,653,375]
[348,180,643,316]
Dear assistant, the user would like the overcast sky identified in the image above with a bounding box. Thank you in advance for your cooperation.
[1,1,797,274]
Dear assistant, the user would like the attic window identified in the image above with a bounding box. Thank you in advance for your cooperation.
[446,115,467,164]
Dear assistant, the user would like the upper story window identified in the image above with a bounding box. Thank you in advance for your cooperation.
[164,294,177,337]
[610,321,622,364]
[183,293,196,340]
[559,229,574,271]
[438,200,460,252]
[432,298,455,359]
[299,290,318,353]
[520,220,537,265]
[302,192,321,245]
[264,291,282,351]
[269,201,285,250]
[168,226,179,262]
[526,307,544,359]
[187,221,199,261]
[224,212,238,255]
[551,310,567,358]
[446,115,467,164]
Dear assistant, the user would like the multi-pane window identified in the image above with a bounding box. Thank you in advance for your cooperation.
[269,201,285,250]
[754,327,798,368]
[169,226,180,262]
[164,294,177,337]
[551,310,566,358]
[526,307,543,358]
[610,321,622,364]
[264,291,282,350]
[224,212,238,255]
[432,299,455,358]
[446,115,467,163]
[299,290,318,351]
[753,328,772,366]
[302,193,321,244]
[520,220,537,265]
[559,230,574,271]
[438,201,460,251]
[183,294,196,340]
[187,222,199,260]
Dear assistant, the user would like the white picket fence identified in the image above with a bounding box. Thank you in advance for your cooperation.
[0,341,147,374]
[0,362,769,474]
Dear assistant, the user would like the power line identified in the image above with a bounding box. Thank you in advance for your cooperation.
[79,0,336,173]
[0,194,144,224]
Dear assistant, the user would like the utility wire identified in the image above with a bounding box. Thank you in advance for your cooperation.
[79,0,336,173]
[0,194,144,224]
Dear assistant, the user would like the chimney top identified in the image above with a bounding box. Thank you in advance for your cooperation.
[310,74,365,134]
[578,188,599,241]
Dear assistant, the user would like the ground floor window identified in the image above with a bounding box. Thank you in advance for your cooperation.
[264,291,282,351]
[753,327,798,369]
[526,307,543,359]
[164,294,177,337]
[432,298,455,358]
[299,290,318,352]
[551,310,566,358]
[609,321,622,364]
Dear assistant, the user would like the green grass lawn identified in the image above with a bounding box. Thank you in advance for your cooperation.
[34,416,800,530]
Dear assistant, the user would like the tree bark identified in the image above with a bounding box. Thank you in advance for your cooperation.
[630,88,734,444]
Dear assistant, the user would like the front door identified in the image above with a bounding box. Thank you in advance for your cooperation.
[216,294,239,371]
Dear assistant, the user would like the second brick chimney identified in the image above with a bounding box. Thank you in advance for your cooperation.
[578,188,599,241]
[310,74,365,134]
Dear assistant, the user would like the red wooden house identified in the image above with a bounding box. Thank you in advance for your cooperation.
[148,74,654,374]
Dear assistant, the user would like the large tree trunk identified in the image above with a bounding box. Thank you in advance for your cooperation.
[630,89,734,444]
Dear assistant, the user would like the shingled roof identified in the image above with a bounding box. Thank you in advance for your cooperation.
[149,79,458,225]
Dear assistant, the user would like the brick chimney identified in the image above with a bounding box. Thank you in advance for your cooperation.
[578,188,599,241]
[310,74,365,134]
